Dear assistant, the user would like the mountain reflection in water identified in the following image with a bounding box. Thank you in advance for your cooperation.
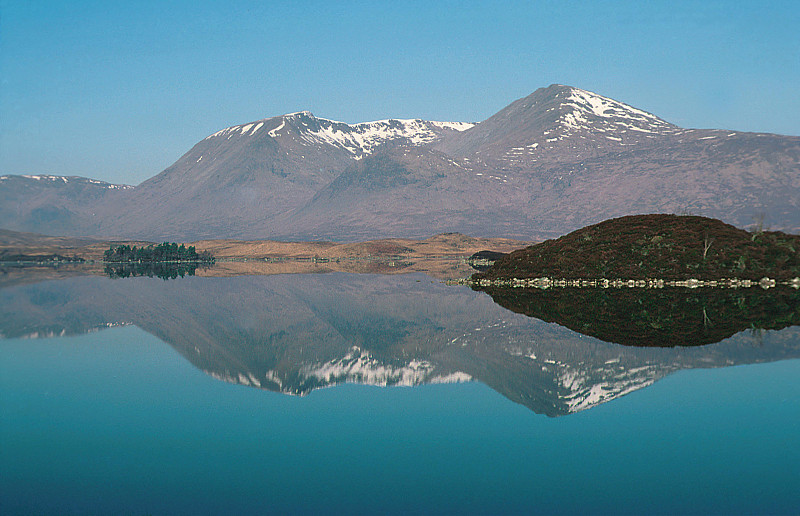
[2,272,800,416]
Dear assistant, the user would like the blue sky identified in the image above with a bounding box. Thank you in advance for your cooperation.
[2,0,799,185]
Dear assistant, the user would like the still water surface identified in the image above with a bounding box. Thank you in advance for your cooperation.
[1,272,799,514]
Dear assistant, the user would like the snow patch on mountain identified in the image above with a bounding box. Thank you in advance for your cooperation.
[557,87,677,136]
[429,121,475,132]
[305,118,467,156]
[557,362,661,412]
[201,346,473,395]
[267,119,285,137]
[204,112,474,157]
[299,346,472,388]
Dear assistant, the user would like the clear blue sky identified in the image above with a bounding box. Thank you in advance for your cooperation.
[2,0,799,185]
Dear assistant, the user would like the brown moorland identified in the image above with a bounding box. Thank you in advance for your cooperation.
[0,229,531,283]
[474,214,800,282]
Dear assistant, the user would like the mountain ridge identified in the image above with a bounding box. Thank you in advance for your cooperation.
[2,84,799,240]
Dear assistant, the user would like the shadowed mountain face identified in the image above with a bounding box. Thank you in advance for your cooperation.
[2,85,799,240]
[2,272,800,417]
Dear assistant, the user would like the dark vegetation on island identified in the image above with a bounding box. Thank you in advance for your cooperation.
[470,214,800,347]
[103,242,214,263]
[473,214,800,282]
[480,286,800,347]
[103,242,214,280]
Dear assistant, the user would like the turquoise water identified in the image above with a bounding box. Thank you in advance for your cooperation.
[2,325,799,515]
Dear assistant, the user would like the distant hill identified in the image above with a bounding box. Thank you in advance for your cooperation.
[0,175,132,236]
[2,85,799,240]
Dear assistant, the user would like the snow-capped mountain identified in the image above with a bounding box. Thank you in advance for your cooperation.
[435,84,680,161]
[204,110,473,159]
[2,84,798,240]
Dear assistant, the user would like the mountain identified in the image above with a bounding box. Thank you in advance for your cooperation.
[93,112,474,240]
[2,85,799,240]
[0,174,132,236]
[284,86,800,240]
[435,83,680,160]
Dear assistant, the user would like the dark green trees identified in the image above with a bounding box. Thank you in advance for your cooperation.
[103,242,214,263]
[103,242,214,280]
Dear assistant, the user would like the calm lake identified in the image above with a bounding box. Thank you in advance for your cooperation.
[1,271,799,515]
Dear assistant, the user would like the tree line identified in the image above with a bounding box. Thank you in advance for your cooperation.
[103,242,214,263]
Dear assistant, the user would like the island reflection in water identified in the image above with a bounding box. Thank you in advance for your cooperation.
[2,267,800,417]
[475,284,800,347]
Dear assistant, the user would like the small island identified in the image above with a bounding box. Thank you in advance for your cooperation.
[103,242,214,280]
[467,214,800,346]
[472,214,800,286]
[103,242,214,264]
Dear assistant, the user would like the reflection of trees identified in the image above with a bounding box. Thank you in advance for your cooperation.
[104,262,201,280]
[103,243,214,263]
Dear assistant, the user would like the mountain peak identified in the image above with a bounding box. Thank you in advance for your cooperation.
[553,85,676,135]
[284,110,315,118]
[436,84,680,157]
[510,84,676,136]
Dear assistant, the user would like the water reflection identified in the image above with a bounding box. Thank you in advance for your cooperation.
[104,262,206,279]
[2,272,800,416]
[475,286,800,347]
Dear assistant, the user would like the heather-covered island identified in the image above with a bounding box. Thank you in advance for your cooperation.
[472,214,800,284]
[467,214,800,347]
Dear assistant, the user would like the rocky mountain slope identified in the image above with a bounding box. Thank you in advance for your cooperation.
[2,85,798,240]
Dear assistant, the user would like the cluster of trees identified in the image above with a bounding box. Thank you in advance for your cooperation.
[103,242,214,263]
